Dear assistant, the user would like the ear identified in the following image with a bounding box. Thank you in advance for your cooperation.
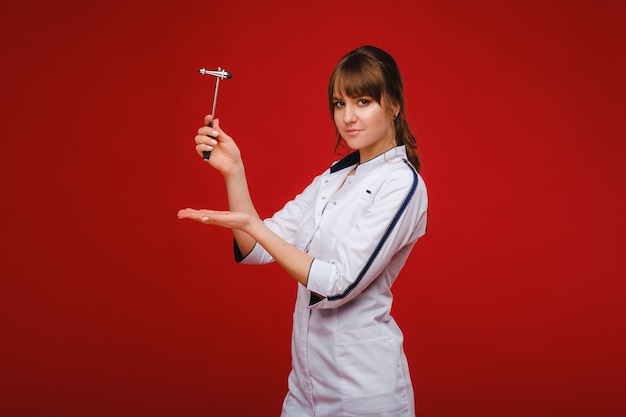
[383,95,401,119]
[391,102,400,119]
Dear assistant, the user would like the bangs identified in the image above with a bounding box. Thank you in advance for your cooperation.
[331,57,384,102]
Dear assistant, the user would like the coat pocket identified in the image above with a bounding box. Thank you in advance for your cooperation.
[335,325,411,416]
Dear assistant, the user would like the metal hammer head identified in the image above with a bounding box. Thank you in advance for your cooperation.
[198,68,232,79]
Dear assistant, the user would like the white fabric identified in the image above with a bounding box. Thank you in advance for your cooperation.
[239,146,428,416]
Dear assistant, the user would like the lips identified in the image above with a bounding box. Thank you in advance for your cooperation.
[344,129,362,136]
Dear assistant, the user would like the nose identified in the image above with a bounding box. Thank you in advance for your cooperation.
[343,103,357,124]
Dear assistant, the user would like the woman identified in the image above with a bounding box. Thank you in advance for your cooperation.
[178,45,428,417]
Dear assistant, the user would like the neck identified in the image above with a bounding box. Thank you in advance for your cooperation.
[359,143,397,164]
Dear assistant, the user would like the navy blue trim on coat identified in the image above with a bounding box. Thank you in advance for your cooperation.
[330,151,360,173]
[310,292,324,305]
[234,239,245,262]
[324,160,419,302]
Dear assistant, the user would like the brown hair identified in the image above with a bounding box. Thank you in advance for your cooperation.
[328,45,421,171]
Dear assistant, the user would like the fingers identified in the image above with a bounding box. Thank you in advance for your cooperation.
[177,208,211,223]
[178,209,250,232]
[195,117,231,158]
[197,116,221,137]
[178,208,232,226]
[196,116,219,156]
[198,117,231,142]
[195,132,218,156]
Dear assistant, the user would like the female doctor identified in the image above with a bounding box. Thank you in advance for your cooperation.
[178,45,428,417]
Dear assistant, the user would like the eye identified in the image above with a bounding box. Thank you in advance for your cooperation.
[333,101,345,108]
[358,98,370,106]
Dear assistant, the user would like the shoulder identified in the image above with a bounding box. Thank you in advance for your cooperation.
[377,159,428,212]
[381,157,421,188]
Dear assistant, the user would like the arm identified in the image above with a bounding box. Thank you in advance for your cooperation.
[194,116,258,256]
[222,163,259,257]
[186,115,316,283]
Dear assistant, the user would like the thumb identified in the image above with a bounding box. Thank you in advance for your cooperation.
[204,114,214,126]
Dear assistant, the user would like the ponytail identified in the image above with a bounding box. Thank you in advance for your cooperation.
[394,111,421,172]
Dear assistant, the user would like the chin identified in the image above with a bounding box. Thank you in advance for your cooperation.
[342,139,362,149]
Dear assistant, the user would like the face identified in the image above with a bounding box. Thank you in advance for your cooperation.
[332,93,398,162]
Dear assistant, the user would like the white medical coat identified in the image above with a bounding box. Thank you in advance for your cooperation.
[237,146,428,417]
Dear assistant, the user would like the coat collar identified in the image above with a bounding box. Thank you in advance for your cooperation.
[329,146,408,174]
[330,150,360,173]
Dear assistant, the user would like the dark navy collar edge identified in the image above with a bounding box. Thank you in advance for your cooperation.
[330,151,360,173]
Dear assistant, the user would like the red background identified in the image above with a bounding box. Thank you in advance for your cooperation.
[2,0,625,416]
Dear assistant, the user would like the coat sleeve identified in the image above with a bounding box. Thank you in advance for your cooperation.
[306,166,428,309]
[235,172,324,265]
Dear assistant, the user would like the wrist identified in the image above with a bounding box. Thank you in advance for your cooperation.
[244,215,263,234]
[224,161,245,179]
